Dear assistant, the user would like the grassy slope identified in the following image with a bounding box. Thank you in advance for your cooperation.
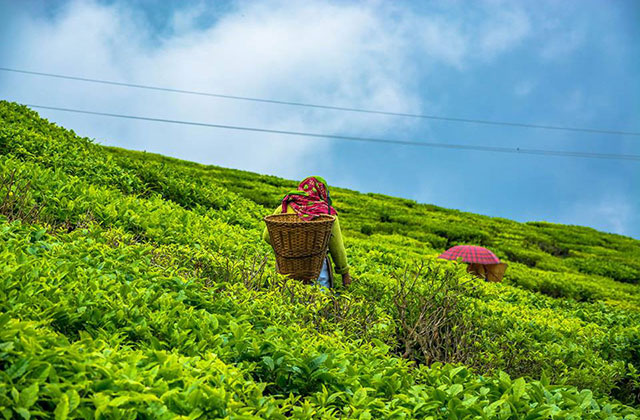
[1,100,639,419]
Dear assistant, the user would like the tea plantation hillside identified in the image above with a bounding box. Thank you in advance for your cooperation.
[1,100,639,418]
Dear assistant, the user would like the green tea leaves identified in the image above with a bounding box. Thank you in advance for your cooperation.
[54,394,69,420]
[18,383,39,408]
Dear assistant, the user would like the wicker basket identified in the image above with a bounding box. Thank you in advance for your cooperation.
[264,213,335,282]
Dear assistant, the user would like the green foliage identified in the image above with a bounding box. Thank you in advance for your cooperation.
[1,100,640,417]
[568,256,640,284]
[501,245,543,267]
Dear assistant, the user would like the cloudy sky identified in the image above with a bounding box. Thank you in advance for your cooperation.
[1,0,638,238]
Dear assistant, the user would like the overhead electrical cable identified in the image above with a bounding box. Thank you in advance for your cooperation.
[3,66,638,137]
[25,104,640,162]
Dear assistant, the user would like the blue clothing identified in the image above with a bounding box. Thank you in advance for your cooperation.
[317,258,331,289]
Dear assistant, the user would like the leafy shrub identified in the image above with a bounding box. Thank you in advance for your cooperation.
[0,169,44,224]
[502,245,543,267]
[535,238,571,258]
[1,100,640,415]
[390,263,478,365]
[379,211,392,223]
[569,257,640,284]
[360,224,374,236]
[430,224,493,248]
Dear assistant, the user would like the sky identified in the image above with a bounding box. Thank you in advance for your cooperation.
[1,0,639,238]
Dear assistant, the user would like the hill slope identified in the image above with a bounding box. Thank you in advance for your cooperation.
[1,100,639,418]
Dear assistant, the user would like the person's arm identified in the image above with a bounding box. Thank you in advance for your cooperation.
[328,217,351,286]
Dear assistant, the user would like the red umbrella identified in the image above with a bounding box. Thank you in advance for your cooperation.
[438,245,500,264]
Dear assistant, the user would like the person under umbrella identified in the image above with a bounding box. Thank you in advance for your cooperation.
[438,245,508,282]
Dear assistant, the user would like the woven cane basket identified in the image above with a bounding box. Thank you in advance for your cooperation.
[264,213,335,282]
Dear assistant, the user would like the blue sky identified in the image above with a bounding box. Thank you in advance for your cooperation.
[1,0,639,238]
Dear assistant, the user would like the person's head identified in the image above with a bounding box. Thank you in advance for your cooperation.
[297,176,332,205]
[281,176,337,219]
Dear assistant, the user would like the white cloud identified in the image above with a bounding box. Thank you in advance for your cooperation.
[0,0,537,179]
[568,195,634,236]
[411,16,469,68]
[514,80,535,96]
[477,8,531,59]
[1,0,422,179]
[400,4,532,69]
[539,25,586,60]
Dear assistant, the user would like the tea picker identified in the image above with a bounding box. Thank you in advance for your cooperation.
[438,245,508,282]
[263,176,351,288]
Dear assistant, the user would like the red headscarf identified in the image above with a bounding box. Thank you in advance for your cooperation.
[281,176,337,221]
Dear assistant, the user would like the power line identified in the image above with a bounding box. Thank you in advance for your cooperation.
[25,104,640,162]
[3,66,639,137]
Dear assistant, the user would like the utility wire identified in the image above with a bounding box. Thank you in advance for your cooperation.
[4,66,639,137]
[25,104,640,162]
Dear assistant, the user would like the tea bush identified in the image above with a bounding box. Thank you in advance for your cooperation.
[1,100,639,417]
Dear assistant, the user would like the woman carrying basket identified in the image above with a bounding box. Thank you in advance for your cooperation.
[263,176,351,289]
